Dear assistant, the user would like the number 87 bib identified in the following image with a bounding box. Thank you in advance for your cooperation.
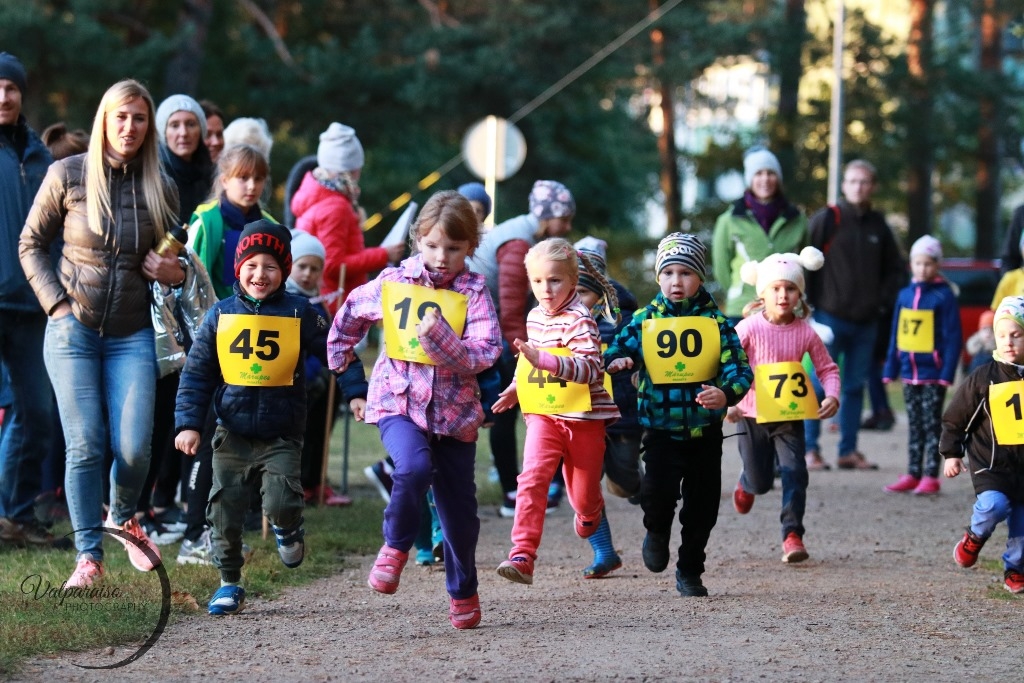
[217,314,300,386]
[641,317,720,384]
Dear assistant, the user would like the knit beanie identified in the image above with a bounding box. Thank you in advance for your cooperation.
[909,235,943,262]
[0,52,27,94]
[574,236,608,260]
[317,122,364,173]
[576,248,608,295]
[290,229,326,265]
[740,246,825,296]
[155,94,208,144]
[223,117,273,160]
[529,180,575,220]
[994,296,1024,332]
[655,232,707,280]
[457,182,492,219]
[743,147,783,188]
[235,219,292,278]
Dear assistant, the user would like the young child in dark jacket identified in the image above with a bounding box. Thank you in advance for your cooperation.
[175,219,328,616]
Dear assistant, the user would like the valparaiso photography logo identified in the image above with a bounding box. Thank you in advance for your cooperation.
[17,525,171,669]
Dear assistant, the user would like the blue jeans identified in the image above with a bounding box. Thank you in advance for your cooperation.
[736,419,807,540]
[0,309,55,522]
[971,490,1024,571]
[43,316,156,561]
[803,311,876,457]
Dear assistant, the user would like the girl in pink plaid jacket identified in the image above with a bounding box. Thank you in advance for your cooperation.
[327,190,501,630]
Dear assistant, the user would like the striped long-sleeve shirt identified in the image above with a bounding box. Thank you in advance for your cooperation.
[507,293,619,423]
[327,255,502,443]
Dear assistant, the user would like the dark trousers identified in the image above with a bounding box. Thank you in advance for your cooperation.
[640,426,723,578]
[735,418,808,540]
[183,406,217,542]
[378,415,480,599]
[138,372,181,512]
[489,348,520,495]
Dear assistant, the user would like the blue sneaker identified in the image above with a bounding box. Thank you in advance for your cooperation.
[273,520,305,568]
[208,585,246,615]
[414,548,435,566]
[546,482,564,515]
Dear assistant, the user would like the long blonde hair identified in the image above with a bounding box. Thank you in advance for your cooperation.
[86,79,177,241]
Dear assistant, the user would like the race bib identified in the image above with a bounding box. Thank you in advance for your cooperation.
[601,343,613,400]
[990,382,1024,445]
[754,361,819,423]
[217,314,300,386]
[515,347,592,415]
[897,308,935,353]
[641,316,720,384]
[381,281,467,365]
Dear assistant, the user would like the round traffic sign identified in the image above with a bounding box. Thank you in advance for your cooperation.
[461,116,527,181]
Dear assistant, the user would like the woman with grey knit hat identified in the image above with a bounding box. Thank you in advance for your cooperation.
[290,122,404,316]
[155,93,214,224]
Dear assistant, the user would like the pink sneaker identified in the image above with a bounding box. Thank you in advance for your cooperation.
[65,556,104,588]
[912,476,941,496]
[497,554,535,585]
[449,594,482,629]
[883,474,920,493]
[105,514,161,571]
[367,545,408,594]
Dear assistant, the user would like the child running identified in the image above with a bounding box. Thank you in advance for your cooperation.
[605,232,752,597]
[882,235,962,495]
[726,247,839,563]
[941,295,1024,594]
[175,219,328,615]
[327,190,501,629]
[492,238,620,585]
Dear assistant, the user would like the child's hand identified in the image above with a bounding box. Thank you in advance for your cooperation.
[349,398,366,422]
[512,338,540,367]
[416,306,441,336]
[607,357,633,374]
[696,384,726,410]
[491,386,519,413]
[818,396,839,420]
[175,429,200,456]
[724,406,742,424]
[944,458,966,478]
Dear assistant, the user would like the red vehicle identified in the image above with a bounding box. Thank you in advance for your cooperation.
[940,258,1001,364]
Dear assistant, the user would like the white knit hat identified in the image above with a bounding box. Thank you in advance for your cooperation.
[223,117,273,160]
[909,235,942,262]
[740,246,824,296]
[743,147,782,187]
[317,122,364,173]
[155,94,207,144]
[290,229,326,264]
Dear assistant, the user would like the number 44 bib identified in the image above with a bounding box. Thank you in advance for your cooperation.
[217,314,300,386]
[515,348,592,414]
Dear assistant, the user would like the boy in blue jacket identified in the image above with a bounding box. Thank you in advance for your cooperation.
[175,219,329,615]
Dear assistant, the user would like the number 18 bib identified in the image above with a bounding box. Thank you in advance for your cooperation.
[641,317,720,384]
[381,281,468,365]
[515,348,592,414]
[990,382,1024,445]
[217,314,300,386]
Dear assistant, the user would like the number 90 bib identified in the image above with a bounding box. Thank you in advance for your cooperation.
[381,281,467,365]
[217,314,300,386]
[641,317,720,384]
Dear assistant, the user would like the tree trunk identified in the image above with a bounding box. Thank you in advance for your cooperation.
[162,0,213,97]
[770,0,806,185]
[650,0,680,234]
[976,0,1002,258]
[906,0,934,245]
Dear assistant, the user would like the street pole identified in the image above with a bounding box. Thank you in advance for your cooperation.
[827,0,845,204]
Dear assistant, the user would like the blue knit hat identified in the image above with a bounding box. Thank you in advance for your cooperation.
[457,182,491,219]
[0,52,27,94]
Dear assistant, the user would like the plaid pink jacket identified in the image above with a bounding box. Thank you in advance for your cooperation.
[328,255,502,443]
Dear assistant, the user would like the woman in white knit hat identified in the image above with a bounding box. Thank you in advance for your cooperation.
[290,122,404,316]
[711,146,808,324]
[155,93,213,224]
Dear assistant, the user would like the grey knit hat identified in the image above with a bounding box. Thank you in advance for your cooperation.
[743,147,782,187]
[155,94,208,144]
[655,232,707,280]
[317,122,364,173]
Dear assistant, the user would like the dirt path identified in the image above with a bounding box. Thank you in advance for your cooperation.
[14,418,1022,682]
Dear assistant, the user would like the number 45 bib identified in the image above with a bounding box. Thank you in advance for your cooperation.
[217,314,300,386]
[642,317,720,384]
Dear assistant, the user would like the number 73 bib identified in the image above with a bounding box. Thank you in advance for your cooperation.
[641,317,720,384]
[515,348,592,414]
[754,362,818,423]
[381,281,467,365]
[990,382,1024,445]
[217,314,300,386]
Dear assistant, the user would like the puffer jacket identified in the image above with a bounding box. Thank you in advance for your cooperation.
[883,278,962,385]
[20,153,179,336]
[175,283,329,440]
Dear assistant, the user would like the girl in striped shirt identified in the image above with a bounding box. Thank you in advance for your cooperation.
[726,247,839,564]
[492,238,620,586]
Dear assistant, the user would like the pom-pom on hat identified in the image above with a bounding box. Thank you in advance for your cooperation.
[457,182,492,219]
[910,234,943,262]
[655,232,707,280]
[155,94,207,144]
[740,246,825,296]
[743,147,782,187]
[290,229,326,265]
[994,296,1024,332]
[317,122,364,173]
[235,219,292,279]
[529,180,576,220]
[0,52,27,94]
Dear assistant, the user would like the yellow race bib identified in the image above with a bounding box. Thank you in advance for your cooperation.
[990,382,1024,445]
[897,308,935,353]
[515,347,592,415]
[601,343,613,400]
[641,317,720,384]
[217,314,300,386]
[381,281,468,365]
[754,361,819,423]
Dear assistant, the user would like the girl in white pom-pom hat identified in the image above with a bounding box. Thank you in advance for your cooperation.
[726,247,840,564]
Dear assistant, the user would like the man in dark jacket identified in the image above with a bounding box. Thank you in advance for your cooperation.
[804,160,905,470]
[0,52,62,549]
